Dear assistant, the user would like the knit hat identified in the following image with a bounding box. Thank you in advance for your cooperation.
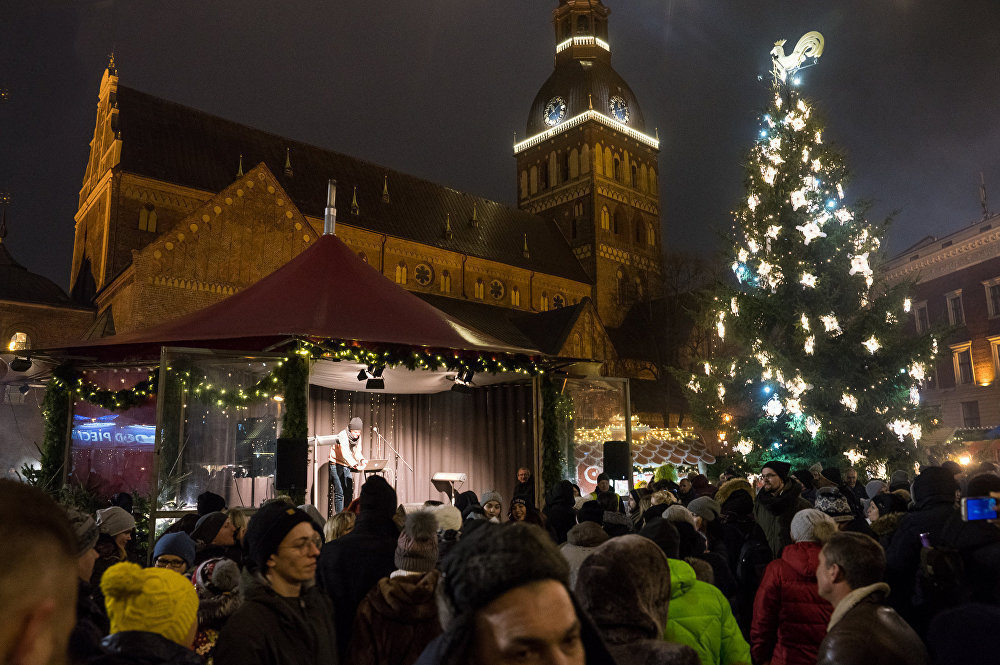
[639,518,681,558]
[359,475,398,519]
[790,508,837,543]
[64,506,99,557]
[814,487,854,522]
[664,505,697,528]
[196,491,226,516]
[809,462,823,475]
[101,562,199,646]
[244,503,315,572]
[96,506,135,536]
[432,504,463,532]
[153,532,197,569]
[822,468,843,485]
[912,466,960,506]
[193,557,240,595]
[866,480,887,499]
[297,504,326,529]
[395,510,440,573]
[871,492,908,517]
[577,500,604,526]
[349,417,363,430]
[762,461,791,482]
[191,511,228,544]
[687,496,721,523]
[462,504,487,522]
[480,489,503,507]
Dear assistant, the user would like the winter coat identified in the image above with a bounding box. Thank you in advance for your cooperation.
[750,541,831,665]
[346,570,442,665]
[543,480,578,544]
[815,583,930,665]
[69,579,110,664]
[213,570,338,665]
[574,536,701,665]
[868,512,904,547]
[754,484,811,558]
[317,511,399,658]
[88,631,203,665]
[559,521,610,587]
[512,479,536,507]
[663,558,751,665]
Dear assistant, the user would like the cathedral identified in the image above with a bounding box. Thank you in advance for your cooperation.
[3,0,663,378]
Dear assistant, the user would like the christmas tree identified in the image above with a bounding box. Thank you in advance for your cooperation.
[685,37,938,476]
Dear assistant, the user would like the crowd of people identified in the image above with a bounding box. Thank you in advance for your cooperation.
[2,457,999,665]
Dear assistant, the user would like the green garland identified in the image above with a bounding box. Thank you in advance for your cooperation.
[275,353,309,438]
[540,375,573,494]
[38,366,73,491]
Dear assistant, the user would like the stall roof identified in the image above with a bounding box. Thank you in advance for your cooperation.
[48,234,540,362]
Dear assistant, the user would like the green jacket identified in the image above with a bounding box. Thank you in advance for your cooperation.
[753,484,812,557]
[663,558,751,665]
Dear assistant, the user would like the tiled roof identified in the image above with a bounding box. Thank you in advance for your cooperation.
[114,86,590,284]
[0,243,75,306]
[573,434,715,473]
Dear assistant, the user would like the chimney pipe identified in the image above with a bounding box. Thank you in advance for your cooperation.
[324,179,337,235]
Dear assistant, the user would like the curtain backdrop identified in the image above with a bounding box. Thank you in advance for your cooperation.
[308,382,536,515]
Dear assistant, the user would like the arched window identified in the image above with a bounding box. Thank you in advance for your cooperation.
[541,292,549,312]
[635,277,644,299]
[634,218,645,244]
[649,167,658,195]
[570,218,578,239]
[647,222,656,247]
[613,156,622,182]
[474,279,485,299]
[613,208,625,235]
[630,162,638,186]
[529,165,538,195]
[569,148,579,179]
[593,143,602,176]
[639,164,648,193]
[511,286,521,307]
[520,171,528,199]
[395,262,407,285]
[559,152,570,183]
[440,270,451,293]
[138,204,157,232]
[576,15,589,34]
[580,144,591,175]
[600,206,610,231]
[617,268,630,303]
[539,160,549,190]
[7,332,29,351]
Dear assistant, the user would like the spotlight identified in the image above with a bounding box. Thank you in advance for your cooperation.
[18,384,30,395]
[10,357,31,372]
[357,368,368,382]
[371,365,385,378]
[365,378,385,390]
[459,369,474,384]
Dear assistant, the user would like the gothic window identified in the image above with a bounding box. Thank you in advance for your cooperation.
[593,143,602,176]
[576,15,589,34]
[511,287,521,307]
[414,263,434,286]
[581,144,591,175]
[395,262,407,285]
[520,171,528,199]
[548,152,558,188]
[490,279,505,300]
[569,148,579,179]
[529,166,538,195]
[541,292,549,312]
[648,167,658,195]
[559,152,570,183]
[553,294,565,309]
[7,332,28,351]
[600,206,610,231]
[570,219,578,240]
[539,161,549,190]
[613,208,625,235]
[440,270,451,293]
[647,222,656,247]
[604,147,613,176]
[138,204,157,232]
[617,268,629,302]
[634,216,645,244]
[639,164,648,193]
[630,162,638,186]
[634,277,644,299]
[474,279,485,299]
[613,156,622,182]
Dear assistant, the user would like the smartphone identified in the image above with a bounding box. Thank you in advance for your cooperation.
[961,496,998,522]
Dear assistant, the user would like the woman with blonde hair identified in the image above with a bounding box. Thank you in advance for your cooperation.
[323,510,356,542]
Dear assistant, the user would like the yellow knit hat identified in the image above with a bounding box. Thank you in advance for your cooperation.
[101,562,199,646]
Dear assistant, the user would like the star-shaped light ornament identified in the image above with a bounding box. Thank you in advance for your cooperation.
[687,377,702,393]
[837,183,845,199]
[802,148,810,164]
[717,384,726,400]
[863,336,881,354]
[797,99,810,115]
[785,398,802,416]
[909,387,920,406]
[811,159,822,172]
[748,195,759,211]
[736,439,754,456]
[731,297,740,315]
[796,221,827,245]
[791,116,806,131]
[841,393,858,412]
[763,396,784,419]
[800,314,811,331]
[790,189,809,210]
[763,167,778,185]
[786,375,808,397]
[757,261,772,277]
[903,298,912,313]
[748,239,760,254]
[820,314,842,335]
[805,416,821,439]
[800,273,817,288]
[738,248,749,263]
[804,335,815,355]
[835,208,854,224]
[766,225,781,239]
[849,253,872,280]
[909,362,926,382]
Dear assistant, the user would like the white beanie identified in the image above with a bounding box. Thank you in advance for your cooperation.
[790,508,836,543]
[96,506,136,536]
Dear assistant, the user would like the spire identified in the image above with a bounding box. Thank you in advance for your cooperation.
[443,213,453,239]
[284,148,293,177]
[107,50,118,77]
[470,201,479,228]
[523,233,530,259]
[236,154,244,177]
[351,186,360,215]
[324,179,338,235]
[382,175,390,203]
[588,93,593,110]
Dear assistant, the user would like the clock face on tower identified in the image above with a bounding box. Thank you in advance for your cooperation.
[543,97,567,126]
[609,96,629,124]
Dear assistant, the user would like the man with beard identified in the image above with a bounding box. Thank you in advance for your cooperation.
[753,461,811,558]
[329,417,368,513]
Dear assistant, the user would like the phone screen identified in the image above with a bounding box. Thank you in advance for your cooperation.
[962,497,998,521]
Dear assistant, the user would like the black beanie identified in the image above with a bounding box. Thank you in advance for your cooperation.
[191,511,227,544]
[197,491,226,516]
[360,475,398,519]
[245,503,314,572]
[441,522,569,616]
[639,518,681,559]
[762,460,791,482]
[577,500,604,526]
[912,466,960,505]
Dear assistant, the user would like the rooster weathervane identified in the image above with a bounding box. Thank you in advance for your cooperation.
[770,31,825,83]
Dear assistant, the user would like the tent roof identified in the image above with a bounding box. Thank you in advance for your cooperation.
[51,234,539,361]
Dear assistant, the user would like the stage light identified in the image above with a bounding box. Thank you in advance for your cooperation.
[357,369,368,382]
[366,378,385,390]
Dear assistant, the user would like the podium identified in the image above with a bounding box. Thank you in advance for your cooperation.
[431,472,467,504]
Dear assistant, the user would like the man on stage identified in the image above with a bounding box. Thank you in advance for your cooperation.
[329,417,368,513]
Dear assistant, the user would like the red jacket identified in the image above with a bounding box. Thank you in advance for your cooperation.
[750,541,832,665]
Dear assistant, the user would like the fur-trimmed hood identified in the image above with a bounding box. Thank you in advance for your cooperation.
[715,478,755,511]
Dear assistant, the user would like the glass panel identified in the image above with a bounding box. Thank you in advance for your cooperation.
[156,349,284,513]
[556,378,630,497]
[962,401,981,428]
[950,297,964,325]
[958,350,973,384]
[917,306,929,332]
[991,285,1000,316]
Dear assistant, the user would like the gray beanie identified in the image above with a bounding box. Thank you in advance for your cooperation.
[790,508,837,543]
[298,504,326,529]
[866,480,887,499]
[349,417,363,430]
[480,489,503,507]
[395,511,439,573]
[664,505,697,528]
[64,506,99,557]
[687,496,721,522]
[96,506,135,536]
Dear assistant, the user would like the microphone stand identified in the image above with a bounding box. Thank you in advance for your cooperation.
[371,426,412,492]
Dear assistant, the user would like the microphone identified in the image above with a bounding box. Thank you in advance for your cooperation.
[372,426,379,433]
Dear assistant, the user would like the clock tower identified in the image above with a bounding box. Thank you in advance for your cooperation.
[515,0,662,328]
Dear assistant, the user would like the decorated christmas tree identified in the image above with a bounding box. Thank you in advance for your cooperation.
[685,33,938,476]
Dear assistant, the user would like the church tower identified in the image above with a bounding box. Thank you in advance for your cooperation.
[515,0,662,328]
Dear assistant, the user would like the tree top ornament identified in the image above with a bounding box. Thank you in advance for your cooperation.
[771,31,825,83]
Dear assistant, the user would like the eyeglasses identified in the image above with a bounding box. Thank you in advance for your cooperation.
[154,557,187,570]
[281,535,323,554]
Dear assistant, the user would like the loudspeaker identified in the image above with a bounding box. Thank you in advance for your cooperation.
[275,437,308,491]
[603,440,630,480]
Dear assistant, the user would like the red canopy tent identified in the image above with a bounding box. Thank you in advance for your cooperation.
[54,233,537,362]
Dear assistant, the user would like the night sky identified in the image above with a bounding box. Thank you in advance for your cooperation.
[2,1,999,288]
